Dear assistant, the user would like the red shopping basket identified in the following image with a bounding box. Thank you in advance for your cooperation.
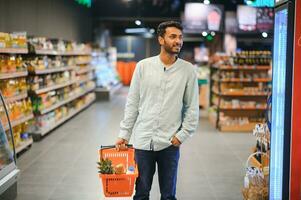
[99,145,138,197]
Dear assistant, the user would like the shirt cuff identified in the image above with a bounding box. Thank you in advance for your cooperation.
[118,129,131,142]
[175,130,189,144]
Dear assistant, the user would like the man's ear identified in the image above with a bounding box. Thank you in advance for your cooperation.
[158,36,164,46]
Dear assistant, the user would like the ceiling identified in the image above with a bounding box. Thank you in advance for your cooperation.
[92,0,246,35]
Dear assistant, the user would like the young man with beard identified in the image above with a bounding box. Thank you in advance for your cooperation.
[115,21,199,200]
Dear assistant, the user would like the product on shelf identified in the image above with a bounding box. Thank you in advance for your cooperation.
[0,78,27,97]
[26,56,76,71]
[210,51,272,67]
[76,55,92,65]
[34,92,95,130]
[28,37,91,54]
[0,55,26,73]
[233,51,271,66]
[0,99,32,124]
[242,123,270,200]
[28,71,75,91]
[5,121,33,149]
[30,80,95,113]
[0,32,27,49]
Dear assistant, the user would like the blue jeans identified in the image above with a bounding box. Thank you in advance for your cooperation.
[133,145,180,200]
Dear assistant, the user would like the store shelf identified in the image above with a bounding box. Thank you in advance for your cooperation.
[62,51,91,56]
[29,66,76,75]
[213,65,271,70]
[219,122,259,132]
[32,80,76,95]
[38,86,96,115]
[212,88,268,96]
[219,106,267,111]
[33,96,95,136]
[76,66,94,75]
[3,114,34,131]
[0,48,28,54]
[16,137,33,154]
[34,49,58,55]
[0,71,28,80]
[77,77,93,85]
[76,60,91,65]
[253,78,272,82]
[4,93,28,103]
[34,49,91,56]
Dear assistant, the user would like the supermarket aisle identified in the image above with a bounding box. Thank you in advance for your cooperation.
[16,87,255,200]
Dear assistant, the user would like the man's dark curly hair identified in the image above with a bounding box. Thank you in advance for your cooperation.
[157,21,183,37]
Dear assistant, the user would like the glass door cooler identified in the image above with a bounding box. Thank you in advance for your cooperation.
[270,0,301,199]
[0,92,19,200]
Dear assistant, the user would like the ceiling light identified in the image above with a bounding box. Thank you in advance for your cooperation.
[125,28,148,34]
[246,0,254,5]
[202,31,208,37]
[262,32,268,38]
[135,20,142,26]
[211,31,216,36]
[204,0,210,5]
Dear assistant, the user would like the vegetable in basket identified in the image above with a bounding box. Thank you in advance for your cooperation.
[97,158,114,174]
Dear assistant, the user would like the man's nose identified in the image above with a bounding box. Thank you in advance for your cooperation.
[175,38,182,45]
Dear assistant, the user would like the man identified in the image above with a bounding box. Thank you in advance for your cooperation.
[115,21,199,200]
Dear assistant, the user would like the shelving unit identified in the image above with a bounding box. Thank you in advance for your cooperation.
[16,137,33,154]
[0,48,28,54]
[0,35,34,154]
[30,80,77,95]
[3,114,34,131]
[0,71,28,80]
[27,40,96,140]
[29,66,76,75]
[37,86,95,115]
[4,93,28,103]
[32,96,95,137]
[34,50,91,56]
[209,52,271,132]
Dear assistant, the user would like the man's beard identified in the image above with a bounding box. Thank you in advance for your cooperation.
[163,44,181,54]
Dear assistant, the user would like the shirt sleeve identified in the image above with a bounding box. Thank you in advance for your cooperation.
[175,67,199,143]
[118,62,141,141]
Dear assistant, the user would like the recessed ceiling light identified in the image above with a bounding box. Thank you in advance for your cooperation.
[202,31,208,37]
[262,32,268,38]
[204,0,210,5]
[211,31,216,36]
[135,20,142,26]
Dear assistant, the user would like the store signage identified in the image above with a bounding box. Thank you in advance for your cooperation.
[244,0,274,7]
[237,5,274,32]
[183,3,223,33]
[75,0,91,7]
[256,8,274,31]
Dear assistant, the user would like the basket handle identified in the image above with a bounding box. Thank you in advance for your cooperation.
[101,144,133,149]
[245,151,269,169]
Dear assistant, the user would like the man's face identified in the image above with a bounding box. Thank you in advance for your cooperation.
[159,27,183,54]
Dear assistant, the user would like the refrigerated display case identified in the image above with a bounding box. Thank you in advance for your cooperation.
[0,92,19,200]
[270,0,301,199]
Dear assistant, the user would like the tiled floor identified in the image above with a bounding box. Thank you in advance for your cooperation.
[16,88,255,200]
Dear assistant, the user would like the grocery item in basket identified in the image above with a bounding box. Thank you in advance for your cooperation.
[114,163,125,174]
[97,158,114,174]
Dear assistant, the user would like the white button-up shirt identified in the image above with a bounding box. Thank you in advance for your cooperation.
[119,55,199,151]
